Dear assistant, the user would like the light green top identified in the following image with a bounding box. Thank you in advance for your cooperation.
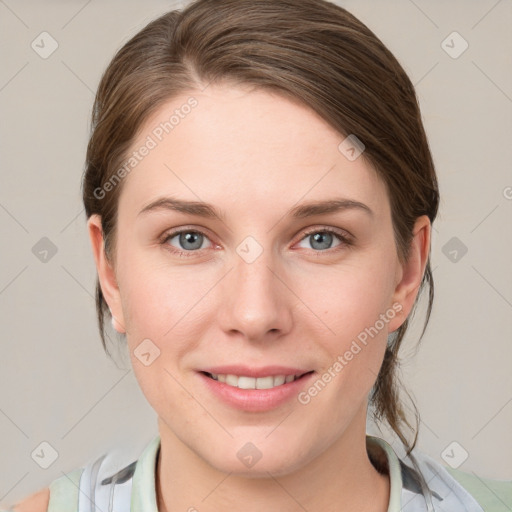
[1,435,510,511]
[444,466,512,511]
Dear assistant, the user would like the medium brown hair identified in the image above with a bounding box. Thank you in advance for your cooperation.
[82,0,439,456]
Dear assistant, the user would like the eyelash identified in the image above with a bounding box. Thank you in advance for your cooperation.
[159,226,353,258]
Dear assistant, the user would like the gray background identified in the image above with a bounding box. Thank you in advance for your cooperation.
[1,0,511,506]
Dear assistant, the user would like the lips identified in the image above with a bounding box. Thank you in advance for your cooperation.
[197,369,316,412]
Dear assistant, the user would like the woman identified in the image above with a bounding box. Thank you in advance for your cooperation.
[3,0,501,510]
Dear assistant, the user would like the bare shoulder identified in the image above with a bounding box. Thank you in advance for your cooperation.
[7,487,50,512]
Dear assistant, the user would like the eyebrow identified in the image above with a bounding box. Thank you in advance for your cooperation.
[137,196,373,221]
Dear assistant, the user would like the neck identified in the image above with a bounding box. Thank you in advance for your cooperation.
[155,410,390,512]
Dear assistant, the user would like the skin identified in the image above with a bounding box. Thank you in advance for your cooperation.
[87,83,430,512]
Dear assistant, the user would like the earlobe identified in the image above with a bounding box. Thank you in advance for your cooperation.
[87,214,126,334]
[109,308,126,334]
[387,215,431,333]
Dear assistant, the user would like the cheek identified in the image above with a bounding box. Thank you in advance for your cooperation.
[117,243,186,331]
[119,261,206,411]
[117,248,218,365]
[295,257,397,341]
[295,270,392,423]
[292,254,396,395]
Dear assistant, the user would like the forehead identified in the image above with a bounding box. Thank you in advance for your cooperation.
[117,84,389,220]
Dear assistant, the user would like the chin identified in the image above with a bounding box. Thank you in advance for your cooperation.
[203,440,310,478]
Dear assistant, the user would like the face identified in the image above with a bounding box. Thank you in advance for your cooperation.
[89,83,426,477]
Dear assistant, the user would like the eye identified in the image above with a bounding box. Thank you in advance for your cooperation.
[160,226,352,258]
[162,229,213,257]
[296,227,352,252]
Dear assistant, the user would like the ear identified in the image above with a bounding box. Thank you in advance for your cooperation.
[87,214,126,334]
[387,215,431,333]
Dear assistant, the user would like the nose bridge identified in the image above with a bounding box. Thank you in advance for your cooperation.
[220,235,291,339]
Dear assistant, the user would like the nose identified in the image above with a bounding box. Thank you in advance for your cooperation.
[217,245,293,343]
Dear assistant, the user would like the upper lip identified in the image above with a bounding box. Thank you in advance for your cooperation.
[199,365,313,378]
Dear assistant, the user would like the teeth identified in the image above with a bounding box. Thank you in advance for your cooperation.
[209,373,301,389]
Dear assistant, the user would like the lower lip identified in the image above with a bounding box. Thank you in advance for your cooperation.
[197,371,315,412]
